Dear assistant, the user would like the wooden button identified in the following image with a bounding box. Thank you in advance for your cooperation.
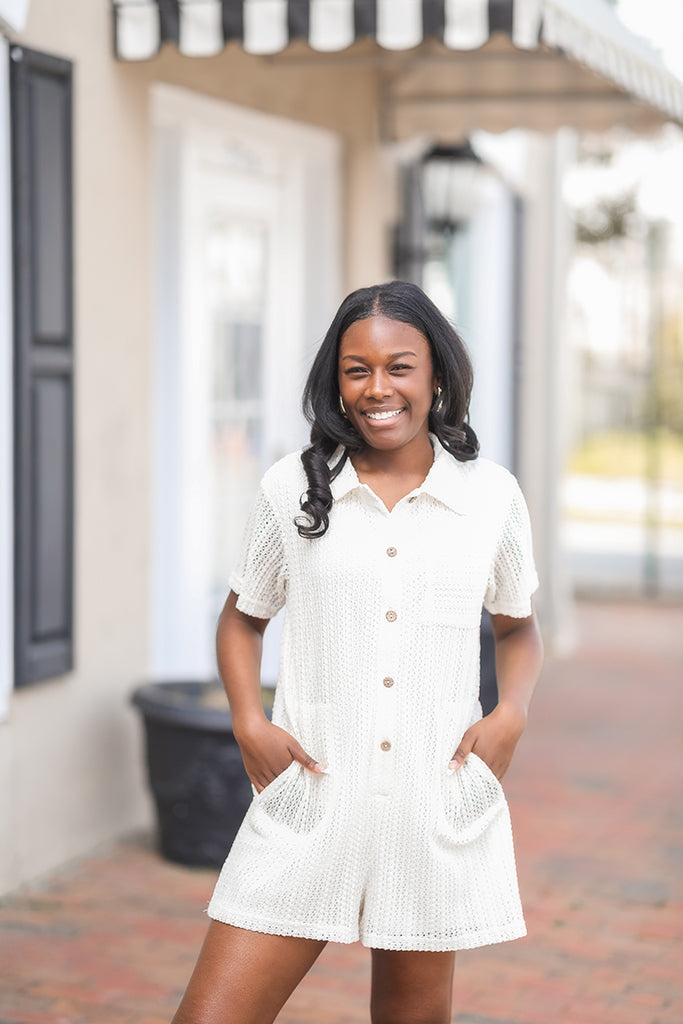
[385,610,397,622]
[386,546,397,557]
[383,677,394,688]
[380,740,392,751]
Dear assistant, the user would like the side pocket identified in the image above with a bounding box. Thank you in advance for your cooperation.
[251,759,299,804]
[250,758,333,836]
[466,752,504,798]
[438,751,506,846]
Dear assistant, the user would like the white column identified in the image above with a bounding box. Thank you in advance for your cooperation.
[518,130,577,653]
[0,36,13,720]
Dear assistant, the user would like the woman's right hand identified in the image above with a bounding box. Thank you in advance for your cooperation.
[234,716,326,793]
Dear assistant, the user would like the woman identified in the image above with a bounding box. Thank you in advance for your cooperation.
[172,281,544,1024]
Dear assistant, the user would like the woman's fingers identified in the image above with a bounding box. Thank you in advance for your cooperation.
[449,702,527,775]
[448,735,474,772]
[288,738,327,774]
[246,726,327,792]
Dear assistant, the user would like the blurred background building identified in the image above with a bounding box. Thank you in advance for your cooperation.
[1,0,682,895]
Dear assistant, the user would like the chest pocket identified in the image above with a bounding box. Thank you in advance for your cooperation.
[413,515,489,628]
[413,540,489,626]
[420,582,483,628]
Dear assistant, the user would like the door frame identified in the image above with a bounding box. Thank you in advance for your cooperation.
[150,84,341,679]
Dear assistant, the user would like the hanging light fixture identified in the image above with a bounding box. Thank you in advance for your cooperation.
[420,141,484,231]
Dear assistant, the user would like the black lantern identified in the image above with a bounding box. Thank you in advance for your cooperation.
[420,141,484,232]
[393,140,484,282]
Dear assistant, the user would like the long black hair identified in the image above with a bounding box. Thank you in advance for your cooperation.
[296,280,479,538]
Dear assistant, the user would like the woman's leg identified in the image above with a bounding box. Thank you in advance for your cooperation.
[370,948,456,1024]
[171,920,327,1024]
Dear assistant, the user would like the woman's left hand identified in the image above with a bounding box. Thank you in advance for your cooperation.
[449,611,543,780]
[448,700,527,781]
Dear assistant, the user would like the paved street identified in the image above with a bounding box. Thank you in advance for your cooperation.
[1,600,681,1024]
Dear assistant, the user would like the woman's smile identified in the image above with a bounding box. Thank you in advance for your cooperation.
[363,407,405,422]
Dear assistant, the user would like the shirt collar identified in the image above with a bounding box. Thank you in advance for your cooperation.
[329,434,471,514]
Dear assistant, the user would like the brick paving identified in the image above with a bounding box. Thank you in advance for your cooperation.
[1,600,681,1024]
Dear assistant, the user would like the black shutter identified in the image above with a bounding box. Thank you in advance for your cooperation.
[11,46,74,688]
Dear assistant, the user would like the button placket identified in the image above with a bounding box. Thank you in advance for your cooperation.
[372,523,402,794]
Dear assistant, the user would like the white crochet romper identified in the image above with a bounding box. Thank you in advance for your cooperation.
[207,435,539,951]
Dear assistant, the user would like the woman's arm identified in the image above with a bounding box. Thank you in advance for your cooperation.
[449,609,544,780]
[217,591,326,792]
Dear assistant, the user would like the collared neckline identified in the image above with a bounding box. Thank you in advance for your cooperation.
[328,434,471,514]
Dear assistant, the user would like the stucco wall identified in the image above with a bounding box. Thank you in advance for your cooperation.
[0,0,156,894]
[0,0,389,895]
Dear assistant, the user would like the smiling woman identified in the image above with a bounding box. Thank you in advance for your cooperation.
[171,281,543,1024]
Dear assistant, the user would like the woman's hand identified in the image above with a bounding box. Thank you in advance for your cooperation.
[448,701,527,781]
[216,592,327,794]
[234,716,326,794]
[449,610,543,780]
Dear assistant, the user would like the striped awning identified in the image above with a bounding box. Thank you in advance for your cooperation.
[111,1,683,133]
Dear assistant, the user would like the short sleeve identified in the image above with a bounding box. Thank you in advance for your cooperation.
[228,485,286,619]
[484,478,539,618]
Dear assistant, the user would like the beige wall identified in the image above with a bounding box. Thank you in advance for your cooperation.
[0,0,391,894]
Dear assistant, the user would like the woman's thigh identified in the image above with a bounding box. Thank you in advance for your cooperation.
[370,948,456,1024]
[171,920,327,1024]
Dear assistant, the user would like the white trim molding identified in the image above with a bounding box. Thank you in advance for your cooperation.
[0,0,31,35]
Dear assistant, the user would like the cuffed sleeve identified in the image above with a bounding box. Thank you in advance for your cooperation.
[484,478,539,618]
[228,485,287,619]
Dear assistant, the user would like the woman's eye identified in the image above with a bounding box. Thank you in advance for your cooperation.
[344,364,413,376]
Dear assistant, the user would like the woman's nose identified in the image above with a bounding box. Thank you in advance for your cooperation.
[367,370,393,397]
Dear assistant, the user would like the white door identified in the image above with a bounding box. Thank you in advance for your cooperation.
[202,177,281,638]
[151,86,341,681]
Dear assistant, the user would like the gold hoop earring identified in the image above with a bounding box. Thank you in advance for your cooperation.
[339,395,348,417]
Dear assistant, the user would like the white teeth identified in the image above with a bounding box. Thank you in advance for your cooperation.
[366,409,403,420]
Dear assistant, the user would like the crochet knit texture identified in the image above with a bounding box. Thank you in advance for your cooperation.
[207,435,539,951]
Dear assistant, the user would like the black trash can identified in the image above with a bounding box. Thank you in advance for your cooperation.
[131,681,274,867]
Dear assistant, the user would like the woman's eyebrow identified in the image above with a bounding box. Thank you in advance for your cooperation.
[340,350,417,361]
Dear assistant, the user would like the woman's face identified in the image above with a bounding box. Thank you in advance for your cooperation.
[338,315,438,454]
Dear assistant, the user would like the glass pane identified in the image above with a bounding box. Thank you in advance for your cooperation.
[206,218,269,615]
[213,321,262,404]
[423,224,469,329]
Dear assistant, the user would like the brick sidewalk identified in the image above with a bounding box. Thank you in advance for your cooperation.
[1,601,681,1024]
